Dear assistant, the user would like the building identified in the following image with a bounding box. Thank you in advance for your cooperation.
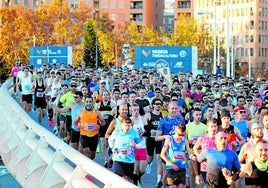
[188,0,268,79]
[0,0,164,32]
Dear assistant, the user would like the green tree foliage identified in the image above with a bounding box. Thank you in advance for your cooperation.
[83,19,103,68]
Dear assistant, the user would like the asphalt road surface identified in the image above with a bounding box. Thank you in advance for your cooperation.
[28,110,158,188]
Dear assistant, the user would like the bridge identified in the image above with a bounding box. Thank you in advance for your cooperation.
[0,79,137,188]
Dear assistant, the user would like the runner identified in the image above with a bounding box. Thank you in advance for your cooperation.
[74,95,106,159]
[144,98,163,184]
[108,117,141,182]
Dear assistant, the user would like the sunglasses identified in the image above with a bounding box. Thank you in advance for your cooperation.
[70,85,77,88]
[239,111,246,114]
[154,103,162,105]
[172,99,177,102]
[177,133,185,137]
[246,100,252,102]
[74,96,80,99]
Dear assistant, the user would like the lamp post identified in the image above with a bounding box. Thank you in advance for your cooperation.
[217,35,225,69]
[226,0,230,77]
[248,44,251,80]
[197,1,217,74]
[94,10,100,68]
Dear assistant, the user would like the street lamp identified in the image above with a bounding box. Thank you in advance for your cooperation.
[226,0,230,77]
[197,1,217,74]
[217,35,225,68]
[248,44,251,80]
[94,10,100,68]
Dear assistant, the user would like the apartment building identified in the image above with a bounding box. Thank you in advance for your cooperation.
[0,0,164,32]
[175,0,268,78]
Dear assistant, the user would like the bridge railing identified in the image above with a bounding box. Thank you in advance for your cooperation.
[0,79,136,188]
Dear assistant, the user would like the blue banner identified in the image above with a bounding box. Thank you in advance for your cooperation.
[134,46,198,76]
[30,46,72,68]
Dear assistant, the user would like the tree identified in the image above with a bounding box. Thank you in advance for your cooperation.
[83,18,103,68]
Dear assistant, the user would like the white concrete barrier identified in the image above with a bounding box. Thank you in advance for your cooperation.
[0,79,137,188]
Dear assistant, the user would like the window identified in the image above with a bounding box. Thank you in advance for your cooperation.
[110,13,116,21]
[110,0,116,9]
[119,1,125,9]
[119,14,124,22]
[84,0,90,6]
[33,0,38,7]
[14,0,20,4]
[24,0,29,7]
[102,1,108,9]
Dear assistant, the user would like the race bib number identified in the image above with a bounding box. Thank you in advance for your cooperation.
[118,148,131,156]
[174,152,186,160]
[150,130,157,137]
[36,92,44,97]
[84,123,96,131]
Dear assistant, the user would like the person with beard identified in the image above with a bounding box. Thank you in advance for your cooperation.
[144,98,163,184]
[201,105,214,125]
[239,123,265,164]
[243,140,268,187]
[74,95,106,160]
[261,111,268,140]
[238,123,265,188]
[211,83,221,99]
[96,90,115,166]
[196,131,241,188]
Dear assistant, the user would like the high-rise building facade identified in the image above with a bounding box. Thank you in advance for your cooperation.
[190,0,268,78]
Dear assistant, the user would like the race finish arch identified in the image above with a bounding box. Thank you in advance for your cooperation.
[134,46,198,78]
[30,46,72,68]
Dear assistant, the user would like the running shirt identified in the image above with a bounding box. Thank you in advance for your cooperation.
[147,112,163,138]
[108,129,141,163]
[166,136,187,170]
[157,116,185,136]
[245,160,268,187]
[224,125,237,152]
[34,80,45,98]
[197,148,241,187]
[186,122,207,149]
[21,75,32,95]
[72,103,85,132]
[51,80,61,98]
[194,134,216,172]
[13,66,20,77]
[80,108,98,137]
[99,101,112,122]
[231,120,248,151]
[132,116,146,148]
[60,91,75,116]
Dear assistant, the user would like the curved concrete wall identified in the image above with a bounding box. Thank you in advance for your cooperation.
[0,79,136,188]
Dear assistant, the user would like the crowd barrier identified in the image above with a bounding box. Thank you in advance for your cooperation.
[0,79,136,188]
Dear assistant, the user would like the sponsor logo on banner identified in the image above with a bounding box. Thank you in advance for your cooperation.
[154,59,172,86]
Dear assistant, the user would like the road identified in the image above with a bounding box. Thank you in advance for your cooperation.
[28,110,158,188]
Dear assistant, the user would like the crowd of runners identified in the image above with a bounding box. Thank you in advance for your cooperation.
[10,61,268,188]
